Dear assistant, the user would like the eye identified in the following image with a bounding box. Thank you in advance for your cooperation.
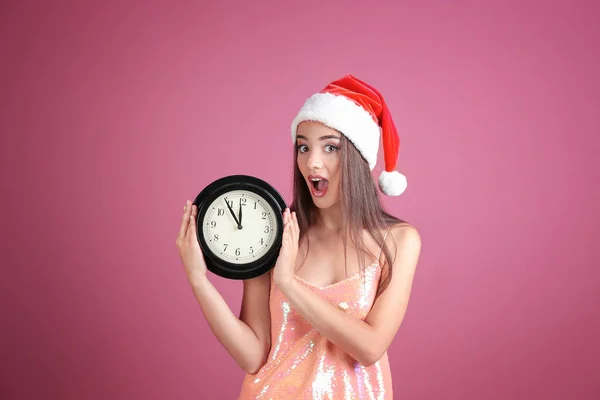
[297,144,308,153]
[325,144,338,153]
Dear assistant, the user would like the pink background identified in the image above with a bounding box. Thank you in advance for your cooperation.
[1,0,599,399]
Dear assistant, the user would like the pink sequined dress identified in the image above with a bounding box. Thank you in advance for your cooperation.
[238,242,393,399]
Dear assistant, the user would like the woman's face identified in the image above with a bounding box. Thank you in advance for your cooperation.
[295,121,342,209]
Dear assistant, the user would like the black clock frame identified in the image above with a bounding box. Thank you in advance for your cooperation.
[192,175,287,280]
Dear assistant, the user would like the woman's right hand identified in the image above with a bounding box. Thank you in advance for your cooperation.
[176,200,207,283]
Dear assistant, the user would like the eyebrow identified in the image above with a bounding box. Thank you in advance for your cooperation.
[296,134,341,141]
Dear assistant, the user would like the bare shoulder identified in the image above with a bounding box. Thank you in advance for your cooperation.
[384,222,421,270]
[389,222,421,246]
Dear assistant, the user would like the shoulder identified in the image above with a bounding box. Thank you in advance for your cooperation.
[383,222,421,269]
[389,222,420,246]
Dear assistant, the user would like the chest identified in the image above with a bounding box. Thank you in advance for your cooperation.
[270,262,381,324]
[293,238,378,288]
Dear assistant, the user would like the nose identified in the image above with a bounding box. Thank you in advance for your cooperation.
[306,149,323,170]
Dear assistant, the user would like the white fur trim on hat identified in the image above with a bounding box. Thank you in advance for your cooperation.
[378,170,407,196]
[291,92,380,170]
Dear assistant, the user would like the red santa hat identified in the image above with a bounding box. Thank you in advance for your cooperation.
[291,74,407,196]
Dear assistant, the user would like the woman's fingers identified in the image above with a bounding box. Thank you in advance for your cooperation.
[292,211,299,240]
[178,201,191,240]
[187,205,197,241]
[282,209,290,243]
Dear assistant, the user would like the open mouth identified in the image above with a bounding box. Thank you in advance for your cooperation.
[309,176,329,197]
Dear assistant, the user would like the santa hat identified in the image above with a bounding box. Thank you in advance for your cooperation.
[291,74,407,196]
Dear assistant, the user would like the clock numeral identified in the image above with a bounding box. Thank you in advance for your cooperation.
[217,208,224,216]
[261,212,267,219]
[264,226,270,233]
[254,201,257,210]
[210,220,216,228]
[223,244,228,251]
[240,198,247,206]
[235,248,241,256]
[228,200,234,208]
[260,238,264,245]
[213,234,219,242]
[249,246,254,254]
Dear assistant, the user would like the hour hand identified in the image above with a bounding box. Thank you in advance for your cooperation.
[224,197,241,226]
[238,198,243,227]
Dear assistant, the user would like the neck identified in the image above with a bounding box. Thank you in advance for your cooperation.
[314,203,343,232]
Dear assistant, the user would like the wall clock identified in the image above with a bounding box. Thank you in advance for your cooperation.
[192,175,287,280]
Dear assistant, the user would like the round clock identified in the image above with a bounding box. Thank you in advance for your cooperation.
[192,175,287,280]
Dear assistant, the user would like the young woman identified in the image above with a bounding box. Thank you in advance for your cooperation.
[177,74,421,399]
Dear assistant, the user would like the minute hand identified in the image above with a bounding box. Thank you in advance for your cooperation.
[224,198,241,226]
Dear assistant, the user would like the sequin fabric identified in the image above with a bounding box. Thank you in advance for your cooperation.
[237,261,393,399]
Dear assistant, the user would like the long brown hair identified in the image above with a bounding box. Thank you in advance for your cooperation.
[289,132,406,298]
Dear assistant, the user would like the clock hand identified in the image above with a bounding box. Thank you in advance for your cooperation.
[224,197,241,227]
[238,198,243,230]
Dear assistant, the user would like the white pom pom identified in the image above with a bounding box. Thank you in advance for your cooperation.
[378,170,407,196]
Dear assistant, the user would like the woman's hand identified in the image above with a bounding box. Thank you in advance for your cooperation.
[176,200,208,284]
[273,208,300,287]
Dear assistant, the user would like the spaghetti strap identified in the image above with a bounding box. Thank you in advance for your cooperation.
[376,226,392,262]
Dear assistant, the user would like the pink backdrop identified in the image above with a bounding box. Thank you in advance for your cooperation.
[1,0,599,399]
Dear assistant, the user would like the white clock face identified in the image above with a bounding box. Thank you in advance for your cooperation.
[201,190,279,264]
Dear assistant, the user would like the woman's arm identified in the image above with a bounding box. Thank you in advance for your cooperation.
[276,224,421,366]
[189,270,271,374]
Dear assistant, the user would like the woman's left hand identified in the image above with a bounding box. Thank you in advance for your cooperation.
[272,208,300,287]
